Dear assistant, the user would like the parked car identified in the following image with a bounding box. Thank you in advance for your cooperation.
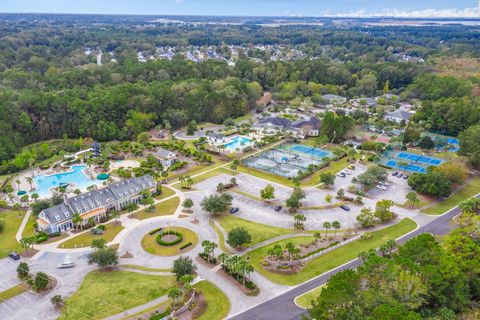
[58,257,75,269]
[274,206,283,212]
[392,171,398,176]
[378,181,389,186]
[403,175,409,179]
[229,207,239,214]
[8,252,20,260]
[336,172,346,178]
[376,184,388,190]
[344,170,352,175]
[340,205,351,211]
[397,173,403,178]
[348,165,356,170]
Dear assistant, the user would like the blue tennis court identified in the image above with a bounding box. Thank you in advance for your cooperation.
[287,144,331,159]
[397,152,443,166]
[385,160,426,173]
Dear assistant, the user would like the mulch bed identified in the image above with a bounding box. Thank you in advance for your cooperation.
[21,249,39,258]
[195,256,219,268]
[120,251,133,258]
[216,268,257,296]
[177,292,207,320]
[263,264,302,275]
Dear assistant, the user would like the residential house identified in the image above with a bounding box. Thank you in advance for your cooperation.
[291,117,321,137]
[206,132,228,145]
[350,97,377,108]
[253,116,321,138]
[253,117,292,134]
[152,148,177,168]
[384,110,413,124]
[37,175,156,233]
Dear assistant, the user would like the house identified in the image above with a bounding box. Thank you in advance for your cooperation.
[384,110,413,124]
[92,141,101,157]
[37,175,156,233]
[291,117,321,137]
[321,94,347,105]
[152,148,177,168]
[206,132,228,145]
[253,117,292,134]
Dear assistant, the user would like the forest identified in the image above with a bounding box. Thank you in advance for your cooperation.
[0,14,479,173]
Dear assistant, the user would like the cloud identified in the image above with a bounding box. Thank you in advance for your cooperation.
[329,7,479,18]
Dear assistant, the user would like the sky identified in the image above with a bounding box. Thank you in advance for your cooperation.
[0,0,479,18]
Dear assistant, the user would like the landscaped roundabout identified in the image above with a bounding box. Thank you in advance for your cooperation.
[141,227,198,256]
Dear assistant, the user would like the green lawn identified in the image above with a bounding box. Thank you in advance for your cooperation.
[230,188,265,202]
[59,271,176,320]
[141,227,199,256]
[209,220,232,253]
[238,165,294,187]
[21,213,37,238]
[233,113,253,124]
[135,197,180,220]
[0,284,27,301]
[194,281,230,320]
[119,265,171,273]
[302,157,350,187]
[58,222,124,248]
[423,176,480,215]
[154,187,176,200]
[171,167,233,190]
[217,214,294,247]
[246,218,417,285]
[295,285,325,309]
[0,209,26,258]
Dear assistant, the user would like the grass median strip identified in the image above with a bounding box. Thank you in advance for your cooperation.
[216,214,294,247]
[246,218,417,286]
[294,284,325,309]
[134,196,180,220]
[0,284,27,301]
[0,209,27,258]
[119,265,171,273]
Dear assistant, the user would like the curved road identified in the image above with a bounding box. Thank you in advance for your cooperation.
[230,200,467,320]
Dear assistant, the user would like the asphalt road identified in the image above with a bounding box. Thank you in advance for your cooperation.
[230,199,467,320]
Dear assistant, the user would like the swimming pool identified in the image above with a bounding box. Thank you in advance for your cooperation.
[31,165,103,198]
[223,136,253,152]
[284,144,331,159]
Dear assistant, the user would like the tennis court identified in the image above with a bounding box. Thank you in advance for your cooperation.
[282,144,331,159]
[382,151,444,173]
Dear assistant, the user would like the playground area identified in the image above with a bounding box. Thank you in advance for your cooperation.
[243,144,331,178]
[382,151,444,173]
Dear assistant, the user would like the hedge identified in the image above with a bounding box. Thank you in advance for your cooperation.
[156,230,183,246]
[180,242,192,250]
[149,227,163,235]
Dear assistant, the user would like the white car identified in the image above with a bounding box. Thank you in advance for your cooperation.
[378,181,389,186]
[58,256,75,269]
[376,184,388,190]
[344,169,352,175]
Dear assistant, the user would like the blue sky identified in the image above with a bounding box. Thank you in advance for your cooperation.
[0,0,478,17]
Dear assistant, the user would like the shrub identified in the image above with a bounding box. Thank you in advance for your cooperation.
[0,218,4,233]
[149,227,163,235]
[156,230,184,246]
[180,242,192,250]
[97,224,106,231]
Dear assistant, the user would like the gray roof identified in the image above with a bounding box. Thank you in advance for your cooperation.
[255,117,292,129]
[385,110,412,121]
[322,94,346,101]
[351,98,376,106]
[42,203,74,225]
[153,148,173,159]
[207,132,225,139]
[40,175,156,225]
[291,117,321,130]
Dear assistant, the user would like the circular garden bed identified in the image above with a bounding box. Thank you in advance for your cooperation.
[141,227,198,256]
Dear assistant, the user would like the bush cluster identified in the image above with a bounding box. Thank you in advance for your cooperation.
[156,230,184,246]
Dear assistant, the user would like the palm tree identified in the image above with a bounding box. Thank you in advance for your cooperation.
[332,221,341,238]
[72,213,82,231]
[15,178,21,190]
[26,177,34,191]
[31,193,39,202]
[323,221,332,237]
[314,231,321,243]
[168,287,182,307]
[405,191,419,208]
[110,210,120,225]
[285,242,295,260]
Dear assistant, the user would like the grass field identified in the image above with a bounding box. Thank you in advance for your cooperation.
[141,227,198,256]
[302,157,350,187]
[423,177,480,215]
[59,271,176,320]
[246,218,417,285]
[134,196,180,220]
[154,187,176,200]
[119,265,171,273]
[58,222,124,248]
[0,209,26,258]
[217,214,294,247]
[170,167,233,190]
[295,285,325,309]
[209,220,232,253]
[237,165,294,187]
[0,284,27,301]
[21,213,37,238]
[194,281,230,320]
